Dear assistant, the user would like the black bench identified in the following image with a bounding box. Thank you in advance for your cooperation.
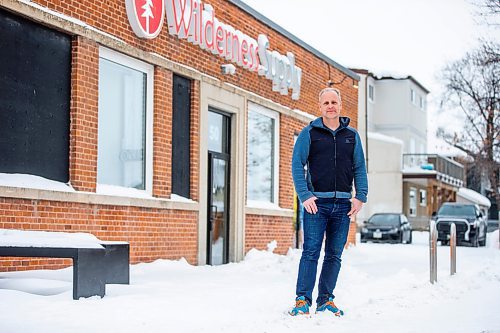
[0,242,129,300]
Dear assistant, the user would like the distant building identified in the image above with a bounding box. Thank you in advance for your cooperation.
[366,74,429,154]
[402,154,465,229]
[354,70,403,223]
[354,69,466,229]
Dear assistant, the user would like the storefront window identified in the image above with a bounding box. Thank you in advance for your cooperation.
[97,48,153,192]
[247,103,279,204]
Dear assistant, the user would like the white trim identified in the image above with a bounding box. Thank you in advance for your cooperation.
[0,185,199,210]
[368,84,375,103]
[247,102,280,204]
[98,47,154,195]
[409,187,417,217]
[419,189,427,207]
[419,95,426,111]
[245,206,294,217]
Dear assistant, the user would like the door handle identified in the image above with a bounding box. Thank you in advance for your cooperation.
[209,205,218,231]
[211,205,218,220]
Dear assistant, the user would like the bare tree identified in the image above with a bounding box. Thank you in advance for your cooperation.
[437,40,500,212]
[474,0,500,27]
[482,0,500,14]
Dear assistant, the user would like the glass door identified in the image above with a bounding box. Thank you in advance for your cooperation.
[207,110,230,265]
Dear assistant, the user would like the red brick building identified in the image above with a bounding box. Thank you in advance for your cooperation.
[0,0,359,270]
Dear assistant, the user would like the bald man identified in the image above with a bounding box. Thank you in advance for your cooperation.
[289,87,368,316]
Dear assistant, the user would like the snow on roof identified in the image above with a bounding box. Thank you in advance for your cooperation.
[0,229,103,249]
[402,166,437,175]
[370,69,410,80]
[368,132,404,145]
[457,187,491,208]
[368,70,430,94]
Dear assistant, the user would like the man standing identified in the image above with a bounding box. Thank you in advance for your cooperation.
[289,87,368,316]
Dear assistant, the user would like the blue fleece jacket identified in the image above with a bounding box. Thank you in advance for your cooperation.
[292,116,368,203]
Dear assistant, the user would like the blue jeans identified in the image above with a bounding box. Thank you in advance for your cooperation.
[295,198,351,306]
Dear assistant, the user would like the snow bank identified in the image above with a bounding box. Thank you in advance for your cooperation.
[0,232,499,333]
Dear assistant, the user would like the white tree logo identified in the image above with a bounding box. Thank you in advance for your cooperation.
[141,0,155,33]
[125,0,164,38]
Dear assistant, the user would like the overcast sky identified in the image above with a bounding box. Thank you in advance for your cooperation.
[241,0,499,154]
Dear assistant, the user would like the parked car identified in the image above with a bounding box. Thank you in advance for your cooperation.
[432,203,487,247]
[360,213,412,244]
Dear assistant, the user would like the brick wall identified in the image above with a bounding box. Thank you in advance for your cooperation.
[0,197,199,271]
[28,0,357,117]
[190,80,201,202]
[245,214,294,254]
[152,67,172,199]
[69,37,99,192]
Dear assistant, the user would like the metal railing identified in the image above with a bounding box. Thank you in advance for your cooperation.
[403,154,465,187]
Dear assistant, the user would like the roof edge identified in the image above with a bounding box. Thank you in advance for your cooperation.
[377,75,430,94]
[228,0,360,81]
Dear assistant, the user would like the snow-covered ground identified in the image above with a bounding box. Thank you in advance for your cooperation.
[0,231,499,333]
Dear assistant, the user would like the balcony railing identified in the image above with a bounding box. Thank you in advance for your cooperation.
[402,154,465,187]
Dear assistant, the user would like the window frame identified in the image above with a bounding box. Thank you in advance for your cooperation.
[409,187,417,217]
[368,84,375,103]
[419,189,427,207]
[246,102,280,205]
[410,88,416,105]
[97,47,154,194]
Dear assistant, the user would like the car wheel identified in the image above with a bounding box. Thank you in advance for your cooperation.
[471,234,479,247]
[479,232,486,247]
[479,238,486,247]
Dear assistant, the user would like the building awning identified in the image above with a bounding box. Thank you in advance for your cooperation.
[457,187,491,208]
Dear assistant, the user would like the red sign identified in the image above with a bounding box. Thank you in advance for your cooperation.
[125,0,165,39]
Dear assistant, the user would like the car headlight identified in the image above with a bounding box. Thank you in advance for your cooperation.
[361,227,368,233]
[391,228,399,233]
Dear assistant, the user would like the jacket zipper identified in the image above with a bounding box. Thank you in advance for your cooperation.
[333,134,337,198]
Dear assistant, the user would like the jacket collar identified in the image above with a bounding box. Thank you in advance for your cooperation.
[310,116,350,131]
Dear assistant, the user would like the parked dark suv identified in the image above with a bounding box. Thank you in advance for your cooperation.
[433,203,487,247]
[360,213,412,244]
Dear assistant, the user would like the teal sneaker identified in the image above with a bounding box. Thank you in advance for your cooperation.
[316,297,344,316]
[288,296,310,316]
